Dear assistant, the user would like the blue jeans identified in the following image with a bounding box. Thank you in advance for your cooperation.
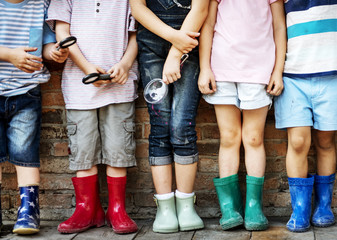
[137,0,201,166]
[0,86,41,167]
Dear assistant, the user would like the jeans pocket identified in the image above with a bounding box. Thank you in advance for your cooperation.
[157,0,176,10]
[26,86,41,99]
[123,120,136,155]
[29,27,43,56]
[66,123,78,159]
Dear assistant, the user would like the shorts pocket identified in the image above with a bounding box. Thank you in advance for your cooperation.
[26,86,41,99]
[123,120,136,155]
[66,123,78,159]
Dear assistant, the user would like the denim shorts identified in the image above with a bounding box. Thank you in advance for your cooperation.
[66,102,137,171]
[274,75,337,130]
[203,82,272,110]
[137,0,200,166]
[0,85,42,167]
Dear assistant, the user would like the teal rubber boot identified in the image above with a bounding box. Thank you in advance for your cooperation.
[152,195,178,233]
[176,194,204,231]
[213,174,244,230]
[244,175,268,231]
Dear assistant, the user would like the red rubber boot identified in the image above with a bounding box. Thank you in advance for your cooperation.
[106,176,138,234]
[58,175,105,233]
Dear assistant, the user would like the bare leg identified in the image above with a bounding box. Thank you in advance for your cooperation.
[214,105,242,178]
[106,166,127,177]
[175,162,197,193]
[15,166,39,186]
[151,164,172,194]
[242,106,268,177]
[76,165,98,178]
[312,130,336,176]
[286,127,311,178]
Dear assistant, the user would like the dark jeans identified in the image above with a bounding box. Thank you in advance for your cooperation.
[0,86,41,167]
[137,0,201,166]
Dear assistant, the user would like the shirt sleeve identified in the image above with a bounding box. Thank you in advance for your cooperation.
[46,0,73,31]
[43,22,56,44]
[128,5,137,32]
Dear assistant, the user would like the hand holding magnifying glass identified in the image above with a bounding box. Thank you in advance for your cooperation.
[82,73,113,84]
[57,36,77,50]
[144,53,189,104]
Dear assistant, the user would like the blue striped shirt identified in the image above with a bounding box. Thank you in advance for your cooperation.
[0,0,56,97]
[284,0,337,77]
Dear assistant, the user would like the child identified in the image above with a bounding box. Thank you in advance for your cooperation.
[0,0,69,235]
[130,0,208,233]
[198,0,286,231]
[46,0,139,234]
[274,1,337,232]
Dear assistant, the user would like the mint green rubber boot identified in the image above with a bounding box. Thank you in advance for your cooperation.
[213,174,244,230]
[176,194,204,231]
[244,175,268,231]
[152,195,178,233]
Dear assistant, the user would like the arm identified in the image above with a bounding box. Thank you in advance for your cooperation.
[198,0,218,94]
[163,0,210,84]
[108,31,138,85]
[0,46,43,73]
[55,21,106,86]
[266,0,287,96]
[42,42,69,63]
[130,0,199,53]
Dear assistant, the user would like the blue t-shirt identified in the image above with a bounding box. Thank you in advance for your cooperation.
[284,0,337,77]
[0,0,56,97]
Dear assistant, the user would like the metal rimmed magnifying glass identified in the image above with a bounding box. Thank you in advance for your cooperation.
[57,36,77,50]
[82,73,113,84]
[144,53,189,104]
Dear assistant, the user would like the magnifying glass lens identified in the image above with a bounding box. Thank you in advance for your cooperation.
[144,78,168,104]
[62,40,76,48]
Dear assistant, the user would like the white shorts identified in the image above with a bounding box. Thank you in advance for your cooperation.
[203,82,272,110]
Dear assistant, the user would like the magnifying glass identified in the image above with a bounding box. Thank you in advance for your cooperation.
[82,73,112,84]
[144,53,189,104]
[57,36,77,50]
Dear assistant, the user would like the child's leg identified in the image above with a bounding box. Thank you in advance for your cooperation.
[214,105,242,178]
[15,166,39,185]
[286,127,311,178]
[242,106,269,230]
[152,165,173,194]
[242,106,268,177]
[311,130,336,227]
[312,130,336,176]
[212,105,244,230]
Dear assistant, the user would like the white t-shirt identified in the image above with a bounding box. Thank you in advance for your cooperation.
[47,0,138,109]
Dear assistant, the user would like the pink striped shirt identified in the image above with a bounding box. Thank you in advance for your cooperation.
[47,0,138,109]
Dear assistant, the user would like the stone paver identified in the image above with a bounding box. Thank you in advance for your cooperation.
[2,218,337,240]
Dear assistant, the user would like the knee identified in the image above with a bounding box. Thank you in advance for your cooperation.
[315,136,335,151]
[219,129,241,148]
[242,131,264,148]
[289,135,310,153]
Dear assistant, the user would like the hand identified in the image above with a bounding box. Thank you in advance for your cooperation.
[170,30,199,54]
[162,52,181,84]
[198,68,216,94]
[8,47,43,73]
[108,61,130,85]
[267,71,283,96]
[49,43,70,63]
[84,64,109,87]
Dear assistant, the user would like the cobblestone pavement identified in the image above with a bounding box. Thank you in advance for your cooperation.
[1,218,336,240]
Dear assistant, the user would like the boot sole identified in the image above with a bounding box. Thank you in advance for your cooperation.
[153,227,179,233]
[180,224,204,231]
[13,228,40,235]
[312,221,336,228]
[287,226,310,232]
[58,222,105,234]
[244,224,269,231]
[221,219,244,230]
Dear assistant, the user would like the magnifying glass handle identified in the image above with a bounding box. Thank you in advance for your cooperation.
[99,74,112,80]
[57,36,77,50]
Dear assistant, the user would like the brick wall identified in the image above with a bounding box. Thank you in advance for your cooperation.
[1,62,329,221]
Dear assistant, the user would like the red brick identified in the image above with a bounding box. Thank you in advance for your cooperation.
[53,142,69,157]
[42,92,65,106]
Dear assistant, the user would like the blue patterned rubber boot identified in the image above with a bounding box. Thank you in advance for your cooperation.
[312,173,336,227]
[13,185,40,235]
[286,175,314,232]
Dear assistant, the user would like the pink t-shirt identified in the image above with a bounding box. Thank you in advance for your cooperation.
[47,0,138,110]
[211,0,277,84]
